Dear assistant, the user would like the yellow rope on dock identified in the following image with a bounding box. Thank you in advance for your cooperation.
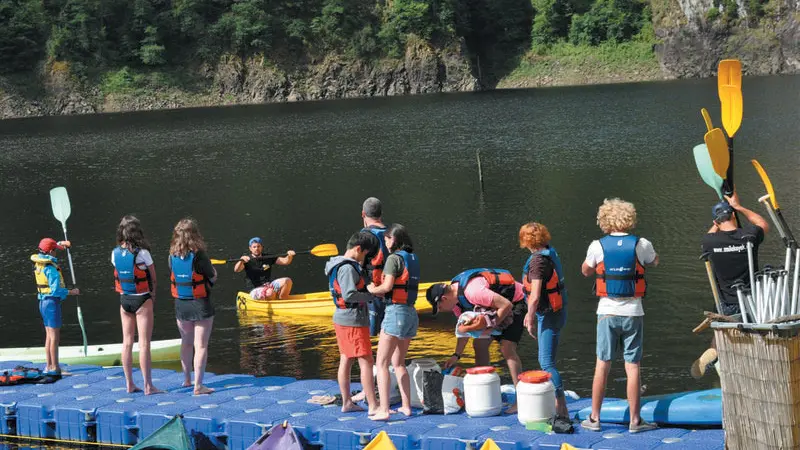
[0,432,131,448]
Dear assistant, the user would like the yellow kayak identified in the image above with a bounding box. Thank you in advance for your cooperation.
[235,281,446,317]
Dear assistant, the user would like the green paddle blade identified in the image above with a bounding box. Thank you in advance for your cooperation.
[49,187,71,226]
[693,144,723,199]
[704,128,730,179]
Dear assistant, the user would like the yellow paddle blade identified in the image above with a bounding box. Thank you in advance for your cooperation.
[703,128,730,179]
[309,243,339,257]
[751,159,779,210]
[701,108,713,132]
[480,439,502,450]
[560,444,579,450]
[364,431,397,450]
[717,59,742,138]
[210,259,228,265]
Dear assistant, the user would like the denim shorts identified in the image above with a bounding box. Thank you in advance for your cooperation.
[596,315,643,363]
[381,304,418,339]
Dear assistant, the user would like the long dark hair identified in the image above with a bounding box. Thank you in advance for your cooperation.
[170,218,206,257]
[116,215,151,251]
[386,223,413,253]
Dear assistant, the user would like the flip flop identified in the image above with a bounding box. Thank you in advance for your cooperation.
[307,395,337,405]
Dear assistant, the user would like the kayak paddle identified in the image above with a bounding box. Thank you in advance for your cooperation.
[212,243,339,265]
[751,160,796,247]
[703,128,730,183]
[49,187,88,357]
[693,144,723,199]
[700,107,714,132]
[717,59,742,196]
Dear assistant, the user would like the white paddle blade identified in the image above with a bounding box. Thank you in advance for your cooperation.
[49,187,72,224]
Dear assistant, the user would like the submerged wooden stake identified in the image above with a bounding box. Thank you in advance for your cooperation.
[476,150,484,191]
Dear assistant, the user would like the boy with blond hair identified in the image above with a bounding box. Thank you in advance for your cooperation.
[580,198,659,433]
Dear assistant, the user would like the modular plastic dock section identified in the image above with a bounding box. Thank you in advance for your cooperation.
[0,363,724,449]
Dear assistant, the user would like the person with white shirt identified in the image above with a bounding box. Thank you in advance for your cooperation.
[580,198,659,433]
[111,215,162,395]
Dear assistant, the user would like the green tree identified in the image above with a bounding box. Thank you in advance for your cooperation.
[139,25,166,65]
[212,0,273,56]
[0,0,47,73]
[531,0,572,44]
[568,0,648,45]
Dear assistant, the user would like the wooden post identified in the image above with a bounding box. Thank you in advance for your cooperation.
[476,150,484,191]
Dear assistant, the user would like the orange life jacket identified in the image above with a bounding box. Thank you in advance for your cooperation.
[386,250,420,305]
[113,247,151,295]
[594,235,647,298]
[329,259,367,309]
[522,246,565,313]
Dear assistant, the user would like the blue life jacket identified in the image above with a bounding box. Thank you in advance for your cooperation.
[113,247,150,295]
[452,268,518,312]
[329,259,367,309]
[170,252,208,300]
[522,246,567,313]
[385,250,420,305]
[594,235,647,298]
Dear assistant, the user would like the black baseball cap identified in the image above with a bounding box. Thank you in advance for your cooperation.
[426,283,447,315]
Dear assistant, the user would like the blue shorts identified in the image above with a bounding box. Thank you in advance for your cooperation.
[596,315,643,363]
[39,298,63,329]
[381,304,418,339]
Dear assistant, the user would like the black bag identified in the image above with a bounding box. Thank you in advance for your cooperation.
[549,416,575,434]
[421,370,444,415]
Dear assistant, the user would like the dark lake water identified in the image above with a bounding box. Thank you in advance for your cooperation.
[1,75,798,400]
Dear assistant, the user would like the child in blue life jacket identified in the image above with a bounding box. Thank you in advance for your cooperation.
[31,238,80,376]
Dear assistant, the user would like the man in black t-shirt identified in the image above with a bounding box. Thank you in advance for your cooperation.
[693,191,769,377]
[234,237,296,299]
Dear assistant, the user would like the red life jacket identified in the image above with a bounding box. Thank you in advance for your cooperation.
[522,247,565,313]
[363,226,388,285]
[386,250,420,305]
[453,268,519,312]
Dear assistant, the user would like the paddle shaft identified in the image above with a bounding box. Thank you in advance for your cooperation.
[61,227,77,286]
[60,225,88,355]
[760,196,797,250]
[701,253,723,314]
[228,250,310,263]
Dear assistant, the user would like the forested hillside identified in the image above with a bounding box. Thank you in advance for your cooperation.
[0,0,797,117]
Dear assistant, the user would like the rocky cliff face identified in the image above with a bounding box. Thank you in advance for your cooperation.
[0,40,478,119]
[655,0,800,77]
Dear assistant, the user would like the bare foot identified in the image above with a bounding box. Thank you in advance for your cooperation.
[182,381,192,388]
[369,411,391,421]
[193,385,215,396]
[127,385,143,394]
[351,391,366,402]
[341,401,365,413]
[505,404,518,414]
[397,407,412,416]
[145,386,165,395]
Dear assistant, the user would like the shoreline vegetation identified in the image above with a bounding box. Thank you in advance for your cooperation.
[0,0,794,118]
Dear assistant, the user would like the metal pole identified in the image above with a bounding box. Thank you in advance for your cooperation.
[735,285,749,324]
[792,248,800,315]
[745,292,756,322]
[476,150,484,191]
[747,241,758,320]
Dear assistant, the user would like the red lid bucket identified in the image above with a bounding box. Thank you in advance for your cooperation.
[466,366,497,375]
[519,370,552,384]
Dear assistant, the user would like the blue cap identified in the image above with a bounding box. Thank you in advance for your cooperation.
[712,201,734,222]
[248,237,262,246]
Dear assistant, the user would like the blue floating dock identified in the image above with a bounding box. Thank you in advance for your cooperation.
[0,363,724,449]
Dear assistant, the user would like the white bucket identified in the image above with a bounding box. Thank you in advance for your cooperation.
[407,358,440,408]
[516,371,556,425]
[464,367,502,417]
[372,364,400,404]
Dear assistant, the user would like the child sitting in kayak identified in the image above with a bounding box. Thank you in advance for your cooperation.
[456,307,513,339]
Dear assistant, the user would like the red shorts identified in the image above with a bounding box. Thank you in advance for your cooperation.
[334,324,372,358]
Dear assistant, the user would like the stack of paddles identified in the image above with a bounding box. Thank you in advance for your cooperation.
[693,58,798,325]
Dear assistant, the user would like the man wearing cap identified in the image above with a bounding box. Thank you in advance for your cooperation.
[234,237,296,300]
[694,192,769,377]
[360,197,389,336]
[426,269,527,389]
[30,238,80,376]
